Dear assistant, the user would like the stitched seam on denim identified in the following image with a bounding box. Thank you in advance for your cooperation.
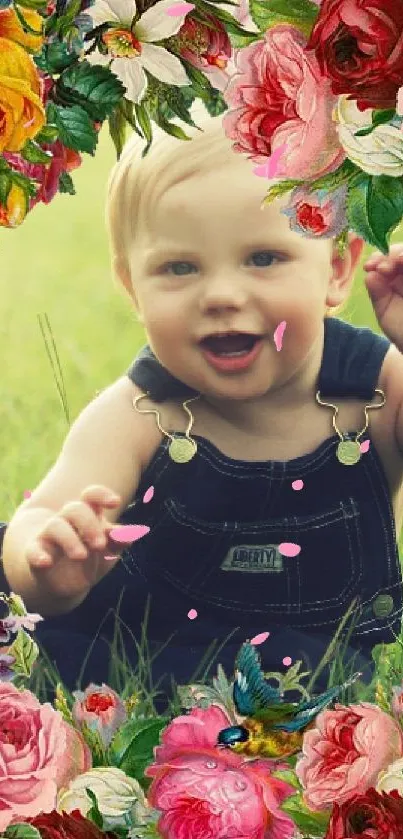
[165,498,357,532]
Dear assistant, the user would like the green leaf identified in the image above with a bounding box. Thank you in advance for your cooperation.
[46,102,98,154]
[34,124,59,144]
[281,793,330,837]
[4,826,42,839]
[56,61,125,122]
[34,42,78,74]
[307,159,361,194]
[21,140,53,165]
[355,108,396,138]
[134,101,154,147]
[109,717,169,785]
[347,174,403,254]
[202,88,228,117]
[249,0,319,37]
[0,172,12,207]
[85,788,104,829]
[108,104,128,158]
[262,179,303,206]
[7,629,39,678]
[58,171,76,195]
[154,113,192,142]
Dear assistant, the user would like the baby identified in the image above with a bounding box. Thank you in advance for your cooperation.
[3,112,403,708]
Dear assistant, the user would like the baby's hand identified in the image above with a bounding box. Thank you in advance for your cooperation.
[364,243,403,349]
[24,485,123,601]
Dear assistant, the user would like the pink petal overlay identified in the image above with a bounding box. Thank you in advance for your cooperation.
[250,631,270,645]
[166,1,194,14]
[274,320,287,351]
[292,479,304,490]
[23,490,32,498]
[283,656,292,666]
[360,439,370,453]
[143,485,154,503]
[398,86,403,117]
[253,143,288,179]
[109,524,150,543]
[278,542,301,557]
[187,609,198,619]
[104,555,121,561]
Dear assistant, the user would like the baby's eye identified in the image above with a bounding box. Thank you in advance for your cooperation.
[162,261,198,276]
[247,251,279,267]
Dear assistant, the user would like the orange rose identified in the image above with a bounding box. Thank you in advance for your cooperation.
[0,6,44,53]
[0,36,46,152]
[0,180,28,227]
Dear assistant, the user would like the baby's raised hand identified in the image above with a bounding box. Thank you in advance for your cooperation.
[25,485,123,602]
[363,244,403,349]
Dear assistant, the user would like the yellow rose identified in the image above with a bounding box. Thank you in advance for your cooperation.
[0,7,44,53]
[0,36,46,152]
[0,181,28,227]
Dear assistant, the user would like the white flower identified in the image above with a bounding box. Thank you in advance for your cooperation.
[85,0,190,102]
[376,756,403,796]
[57,766,150,829]
[335,95,403,177]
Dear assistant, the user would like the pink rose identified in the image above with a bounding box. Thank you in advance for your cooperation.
[223,25,345,180]
[4,139,81,209]
[145,704,295,839]
[282,184,348,238]
[72,683,127,747]
[175,12,232,92]
[0,682,91,832]
[296,702,403,812]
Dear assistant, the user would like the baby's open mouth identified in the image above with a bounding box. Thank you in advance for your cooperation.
[200,333,261,357]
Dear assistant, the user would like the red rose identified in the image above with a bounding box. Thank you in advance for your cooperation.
[325,787,403,839]
[307,0,403,110]
[26,808,118,839]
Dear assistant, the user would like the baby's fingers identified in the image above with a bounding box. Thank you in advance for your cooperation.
[80,485,120,511]
[27,517,87,568]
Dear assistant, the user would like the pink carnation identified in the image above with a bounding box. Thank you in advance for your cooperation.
[145,704,295,839]
[296,702,403,812]
[223,24,345,180]
[0,682,91,832]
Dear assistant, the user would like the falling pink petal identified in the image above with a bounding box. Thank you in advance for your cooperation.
[253,143,287,179]
[250,631,270,645]
[283,656,292,666]
[278,542,301,557]
[109,524,150,543]
[23,490,32,499]
[143,486,154,503]
[104,555,120,561]
[166,1,194,14]
[274,321,287,352]
[397,87,403,117]
[187,608,198,620]
[360,440,370,453]
[292,479,304,491]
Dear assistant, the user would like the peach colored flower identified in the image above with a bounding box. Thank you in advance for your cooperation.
[296,702,403,812]
[223,24,345,180]
[0,6,44,53]
[0,682,91,832]
[145,704,295,839]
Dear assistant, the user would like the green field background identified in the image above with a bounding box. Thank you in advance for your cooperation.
[1,125,402,541]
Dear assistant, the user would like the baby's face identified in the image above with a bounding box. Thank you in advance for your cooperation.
[127,157,351,404]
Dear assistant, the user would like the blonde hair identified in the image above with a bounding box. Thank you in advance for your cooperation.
[105,102,344,318]
[106,104,238,276]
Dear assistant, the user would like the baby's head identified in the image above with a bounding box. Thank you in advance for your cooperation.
[106,109,364,402]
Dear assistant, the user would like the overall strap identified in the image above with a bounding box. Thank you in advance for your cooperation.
[318,317,390,400]
[127,345,198,402]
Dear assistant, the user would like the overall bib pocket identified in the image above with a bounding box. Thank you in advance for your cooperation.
[149,496,364,619]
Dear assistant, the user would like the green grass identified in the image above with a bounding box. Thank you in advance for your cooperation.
[1,125,403,708]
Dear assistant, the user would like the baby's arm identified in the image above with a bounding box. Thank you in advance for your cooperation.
[2,377,159,617]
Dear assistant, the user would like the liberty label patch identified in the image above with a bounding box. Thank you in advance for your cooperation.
[220,544,284,573]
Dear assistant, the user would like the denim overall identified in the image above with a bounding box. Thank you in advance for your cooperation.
[0,317,402,708]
